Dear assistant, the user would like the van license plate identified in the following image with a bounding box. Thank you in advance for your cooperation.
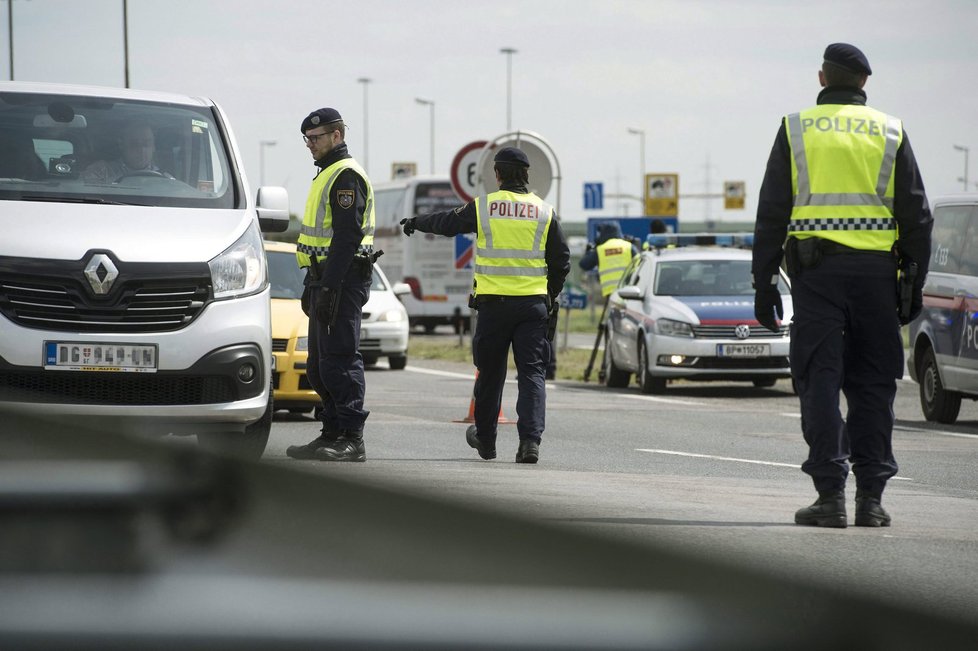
[44,342,158,373]
[717,343,770,358]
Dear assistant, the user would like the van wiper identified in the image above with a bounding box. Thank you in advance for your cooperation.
[19,194,146,206]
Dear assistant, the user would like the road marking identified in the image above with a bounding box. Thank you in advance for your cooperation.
[893,425,978,440]
[405,366,477,380]
[636,448,913,481]
[619,394,705,406]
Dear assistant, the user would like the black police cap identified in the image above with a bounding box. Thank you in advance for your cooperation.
[300,108,343,133]
[823,43,872,76]
[493,146,530,168]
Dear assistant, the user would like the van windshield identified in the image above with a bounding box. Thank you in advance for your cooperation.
[0,91,238,209]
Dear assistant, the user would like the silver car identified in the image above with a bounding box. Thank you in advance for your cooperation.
[603,246,792,393]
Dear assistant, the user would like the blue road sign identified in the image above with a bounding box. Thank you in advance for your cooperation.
[561,291,588,310]
[584,182,604,210]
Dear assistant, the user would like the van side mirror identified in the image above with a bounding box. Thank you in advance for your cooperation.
[256,186,289,233]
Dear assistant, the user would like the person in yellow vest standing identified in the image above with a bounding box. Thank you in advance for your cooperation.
[752,44,932,527]
[286,108,376,462]
[579,222,638,300]
[400,147,570,463]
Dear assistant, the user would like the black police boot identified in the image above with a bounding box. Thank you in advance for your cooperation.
[286,428,340,460]
[855,489,891,527]
[312,430,366,462]
[465,425,496,460]
[515,439,540,464]
[794,490,847,528]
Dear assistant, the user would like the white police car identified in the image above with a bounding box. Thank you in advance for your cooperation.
[602,241,792,393]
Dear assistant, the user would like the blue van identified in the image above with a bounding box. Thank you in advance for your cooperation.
[907,193,978,423]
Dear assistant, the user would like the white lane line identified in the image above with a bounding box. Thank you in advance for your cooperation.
[619,394,705,406]
[636,448,913,481]
[893,425,978,440]
[405,366,477,380]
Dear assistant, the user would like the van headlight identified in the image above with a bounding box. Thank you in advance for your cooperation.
[654,318,693,338]
[209,222,266,299]
[377,309,405,322]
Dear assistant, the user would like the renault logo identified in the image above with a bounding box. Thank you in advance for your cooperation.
[84,254,119,295]
[735,324,751,340]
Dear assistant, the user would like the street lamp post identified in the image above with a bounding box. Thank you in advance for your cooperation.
[415,98,435,174]
[499,47,517,131]
[954,144,970,192]
[627,127,646,209]
[357,77,371,174]
[259,140,276,187]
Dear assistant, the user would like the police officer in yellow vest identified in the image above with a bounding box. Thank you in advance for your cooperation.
[400,147,570,463]
[578,222,638,298]
[286,108,376,463]
[752,44,932,528]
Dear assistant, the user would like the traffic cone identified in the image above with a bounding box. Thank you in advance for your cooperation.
[453,370,516,424]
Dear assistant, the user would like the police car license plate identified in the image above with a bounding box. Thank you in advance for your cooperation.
[716,343,769,358]
[44,342,158,373]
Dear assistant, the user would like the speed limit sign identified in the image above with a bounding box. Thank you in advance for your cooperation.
[450,140,488,203]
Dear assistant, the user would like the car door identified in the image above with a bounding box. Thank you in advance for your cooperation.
[607,254,643,370]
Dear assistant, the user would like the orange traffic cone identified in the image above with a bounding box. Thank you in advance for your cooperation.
[453,370,516,424]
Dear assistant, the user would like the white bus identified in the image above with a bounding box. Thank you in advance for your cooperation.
[372,176,472,333]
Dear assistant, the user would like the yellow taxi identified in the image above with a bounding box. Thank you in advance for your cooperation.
[264,241,410,415]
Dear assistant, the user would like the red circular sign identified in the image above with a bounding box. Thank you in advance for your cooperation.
[450,140,488,203]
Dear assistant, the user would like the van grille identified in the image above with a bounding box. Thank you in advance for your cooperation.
[0,254,212,334]
[0,371,236,405]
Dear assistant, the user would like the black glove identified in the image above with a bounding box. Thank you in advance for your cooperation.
[754,287,783,333]
[901,285,923,325]
[400,217,416,236]
[300,285,312,317]
[315,287,340,329]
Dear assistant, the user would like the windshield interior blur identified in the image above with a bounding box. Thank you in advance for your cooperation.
[654,259,788,296]
[0,91,237,208]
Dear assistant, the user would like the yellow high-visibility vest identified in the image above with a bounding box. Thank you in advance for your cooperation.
[597,238,633,296]
[473,190,554,296]
[785,103,902,251]
[296,158,375,268]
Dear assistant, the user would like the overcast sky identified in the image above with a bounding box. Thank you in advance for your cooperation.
[5,0,977,223]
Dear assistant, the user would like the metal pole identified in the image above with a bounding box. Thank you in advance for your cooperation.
[627,128,645,211]
[500,47,517,130]
[415,98,434,174]
[123,0,129,88]
[8,0,14,80]
[259,140,276,186]
[357,77,371,174]
[954,144,969,192]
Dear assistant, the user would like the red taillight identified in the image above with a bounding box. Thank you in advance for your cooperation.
[404,276,423,300]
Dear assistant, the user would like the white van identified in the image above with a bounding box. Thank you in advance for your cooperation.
[372,176,471,332]
[0,82,289,458]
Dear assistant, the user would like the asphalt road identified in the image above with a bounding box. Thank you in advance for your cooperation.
[266,350,978,629]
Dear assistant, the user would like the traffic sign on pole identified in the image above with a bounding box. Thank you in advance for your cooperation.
[584,182,604,210]
[644,173,679,216]
[450,140,488,203]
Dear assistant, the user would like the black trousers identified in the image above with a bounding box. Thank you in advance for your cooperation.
[472,296,549,444]
[789,253,903,494]
[306,268,372,432]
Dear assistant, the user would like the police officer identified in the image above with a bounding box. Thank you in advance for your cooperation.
[286,108,375,463]
[400,147,570,463]
[752,43,932,527]
[578,222,639,297]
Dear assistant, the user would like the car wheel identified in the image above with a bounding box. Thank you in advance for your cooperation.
[638,339,666,394]
[752,378,777,388]
[919,347,961,424]
[603,332,631,389]
[197,391,272,460]
[388,354,407,370]
[363,355,379,366]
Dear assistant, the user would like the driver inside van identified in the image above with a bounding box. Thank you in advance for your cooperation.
[82,122,174,184]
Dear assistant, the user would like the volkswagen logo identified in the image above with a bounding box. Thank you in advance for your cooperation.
[735,324,751,340]
[84,253,119,295]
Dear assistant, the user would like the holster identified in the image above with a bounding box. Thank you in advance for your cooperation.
[784,237,822,276]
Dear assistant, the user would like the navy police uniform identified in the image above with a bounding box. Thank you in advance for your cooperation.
[402,147,570,463]
[287,108,374,463]
[752,44,932,526]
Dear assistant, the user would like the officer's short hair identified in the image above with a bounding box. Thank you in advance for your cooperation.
[494,163,529,185]
[822,61,866,88]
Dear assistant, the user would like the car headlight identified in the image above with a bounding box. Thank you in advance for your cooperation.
[295,336,308,351]
[377,309,405,323]
[209,222,266,299]
[655,318,693,337]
